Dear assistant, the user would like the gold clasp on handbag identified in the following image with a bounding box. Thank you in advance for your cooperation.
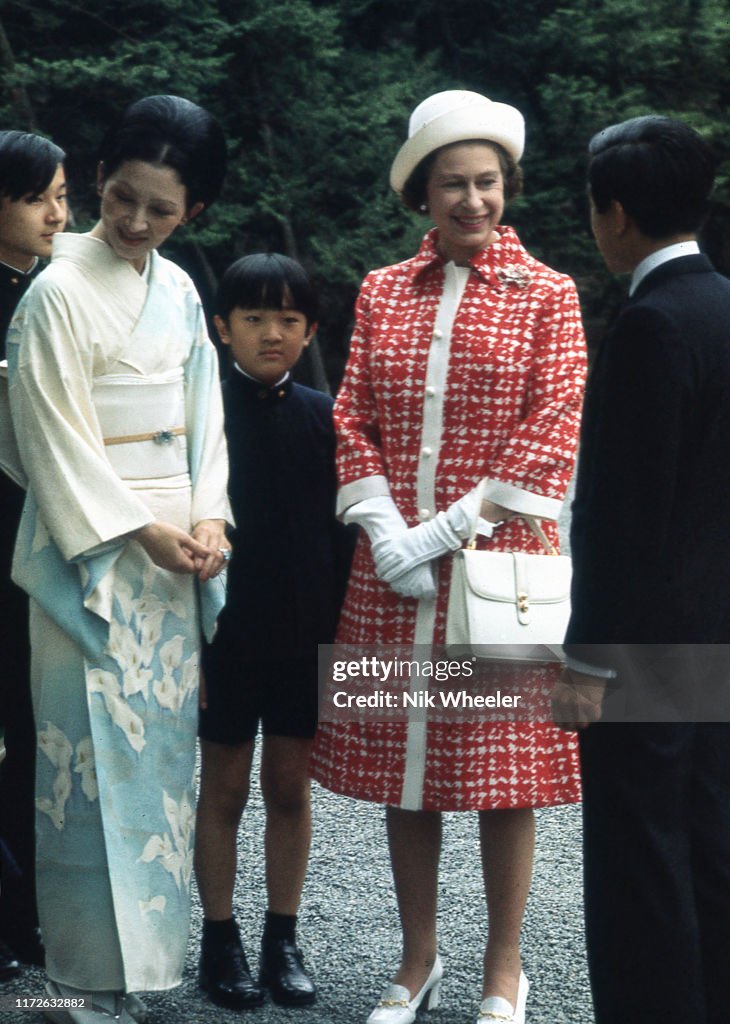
[517,591,529,614]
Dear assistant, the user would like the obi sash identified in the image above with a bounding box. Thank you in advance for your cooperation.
[93,368,188,481]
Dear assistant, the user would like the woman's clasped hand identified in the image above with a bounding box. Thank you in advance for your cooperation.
[133,518,230,580]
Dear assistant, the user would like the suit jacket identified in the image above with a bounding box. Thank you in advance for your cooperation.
[566,254,730,697]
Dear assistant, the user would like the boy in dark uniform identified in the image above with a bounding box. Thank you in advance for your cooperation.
[195,253,354,1011]
[0,131,66,980]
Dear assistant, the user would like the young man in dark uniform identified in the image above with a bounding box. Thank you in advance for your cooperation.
[553,116,730,1024]
[0,130,66,979]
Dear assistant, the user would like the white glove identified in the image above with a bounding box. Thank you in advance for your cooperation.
[371,484,498,583]
[372,510,462,583]
[385,563,437,600]
[343,496,436,599]
[343,494,407,542]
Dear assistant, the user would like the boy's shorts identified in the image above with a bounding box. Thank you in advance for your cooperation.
[199,644,319,745]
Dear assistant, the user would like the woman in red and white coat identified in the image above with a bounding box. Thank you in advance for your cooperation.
[311,91,586,1024]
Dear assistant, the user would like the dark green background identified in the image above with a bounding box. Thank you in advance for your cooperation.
[2,0,729,387]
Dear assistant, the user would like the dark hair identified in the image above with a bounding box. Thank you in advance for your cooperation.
[0,131,65,201]
[588,115,715,238]
[402,139,523,213]
[98,95,226,210]
[216,253,319,328]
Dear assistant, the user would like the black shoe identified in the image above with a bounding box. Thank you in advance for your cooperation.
[0,940,21,983]
[200,938,265,1010]
[259,939,316,1007]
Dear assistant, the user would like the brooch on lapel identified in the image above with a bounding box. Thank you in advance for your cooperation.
[495,265,532,289]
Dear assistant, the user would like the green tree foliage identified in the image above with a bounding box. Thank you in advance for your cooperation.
[1,0,729,376]
[509,0,730,329]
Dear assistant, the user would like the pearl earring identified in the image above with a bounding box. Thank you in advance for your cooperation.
[419,203,428,213]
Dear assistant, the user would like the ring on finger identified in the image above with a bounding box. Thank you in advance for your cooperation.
[217,547,231,562]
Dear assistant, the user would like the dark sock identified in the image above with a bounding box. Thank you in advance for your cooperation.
[202,917,240,949]
[262,911,297,946]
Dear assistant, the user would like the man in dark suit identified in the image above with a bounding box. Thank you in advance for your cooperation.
[552,116,730,1024]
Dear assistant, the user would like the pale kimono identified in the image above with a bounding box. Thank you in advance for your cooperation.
[6,233,230,992]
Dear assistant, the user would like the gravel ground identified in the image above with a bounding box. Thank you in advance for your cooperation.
[1,780,592,1024]
[2,480,593,1023]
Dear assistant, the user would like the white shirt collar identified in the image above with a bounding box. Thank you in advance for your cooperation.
[0,256,38,276]
[629,240,700,295]
[234,362,290,388]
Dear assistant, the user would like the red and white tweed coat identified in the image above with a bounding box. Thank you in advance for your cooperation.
[311,226,586,811]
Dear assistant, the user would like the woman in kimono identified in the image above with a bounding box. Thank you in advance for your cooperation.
[7,95,230,1024]
[311,91,586,1024]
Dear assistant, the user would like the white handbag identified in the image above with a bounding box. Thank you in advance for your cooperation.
[445,515,571,664]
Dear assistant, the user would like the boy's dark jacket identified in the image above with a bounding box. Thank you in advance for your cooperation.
[213,367,355,659]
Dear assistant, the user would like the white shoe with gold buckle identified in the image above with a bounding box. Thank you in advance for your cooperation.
[367,955,443,1024]
[477,972,529,1024]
